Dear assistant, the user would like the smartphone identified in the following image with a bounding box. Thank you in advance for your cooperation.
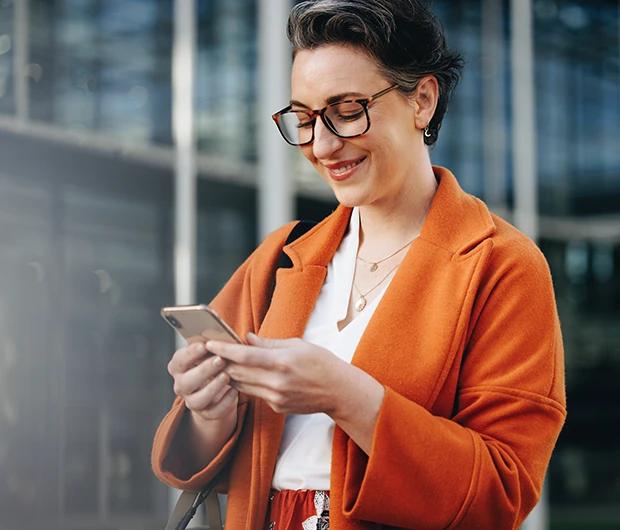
[161,304,243,345]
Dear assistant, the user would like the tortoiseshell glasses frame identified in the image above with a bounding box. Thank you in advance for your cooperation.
[271,84,399,146]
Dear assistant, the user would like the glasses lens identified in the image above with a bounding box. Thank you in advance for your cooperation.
[278,111,314,145]
[324,102,368,137]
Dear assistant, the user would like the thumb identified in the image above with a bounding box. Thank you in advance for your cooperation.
[246,332,295,349]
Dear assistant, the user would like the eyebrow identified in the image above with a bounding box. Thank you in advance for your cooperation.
[290,91,367,109]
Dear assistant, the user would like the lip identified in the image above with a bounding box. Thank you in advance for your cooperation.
[324,156,367,182]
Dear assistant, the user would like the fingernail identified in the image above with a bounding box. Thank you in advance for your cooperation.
[212,356,224,368]
[194,342,205,353]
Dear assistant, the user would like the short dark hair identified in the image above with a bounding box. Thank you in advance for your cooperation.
[287,0,463,146]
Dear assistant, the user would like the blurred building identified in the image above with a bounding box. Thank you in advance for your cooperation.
[0,0,618,529]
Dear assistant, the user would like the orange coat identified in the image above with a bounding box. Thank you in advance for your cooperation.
[152,167,566,529]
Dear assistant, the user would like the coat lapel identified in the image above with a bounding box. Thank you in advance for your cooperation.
[352,167,496,410]
[351,237,493,410]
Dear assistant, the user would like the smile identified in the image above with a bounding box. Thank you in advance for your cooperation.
[330,157,366,176]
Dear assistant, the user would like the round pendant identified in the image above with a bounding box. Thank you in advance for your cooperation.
[355,296,367,312]
[369,263,378,272]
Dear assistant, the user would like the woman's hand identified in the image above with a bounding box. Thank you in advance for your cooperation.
[207,333,344,415]
[167,341,240,472]
[168,341,239,422]
[207,333,386,455]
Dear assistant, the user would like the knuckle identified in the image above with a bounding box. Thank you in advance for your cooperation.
[263,338,276,348]
[184,394,197,411]
[167,359,175,375]
[270,403,283,414]
[274,358,292,374]
[269,391,286,407]
[225,366,240,380]
[198,359,215,379]
[234,349,249,365]
[269,378,285,393]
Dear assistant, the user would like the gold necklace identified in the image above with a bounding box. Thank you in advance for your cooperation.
[353,260,402,312]
[356,235,417,272]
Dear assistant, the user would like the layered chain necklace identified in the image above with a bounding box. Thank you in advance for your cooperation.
[352,260,402,312]
[356,236,417,273]
[352,236,417,312]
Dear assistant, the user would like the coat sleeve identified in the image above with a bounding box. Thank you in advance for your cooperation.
[151,222,297,492]
[341,237,567,529]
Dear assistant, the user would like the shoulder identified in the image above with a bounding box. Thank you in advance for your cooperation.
[486,213,551,276]
[470,211,557,310]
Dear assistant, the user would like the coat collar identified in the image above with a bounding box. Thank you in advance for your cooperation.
[283,166,496,269]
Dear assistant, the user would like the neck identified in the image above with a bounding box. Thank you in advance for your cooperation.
[357,163,438,252]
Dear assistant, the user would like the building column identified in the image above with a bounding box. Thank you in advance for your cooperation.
[170,0,198,518]
[482,0,508,214]
[511,0,539,243]
[511,0,547,528]
[172,0,198,310]
[258,0,294,239]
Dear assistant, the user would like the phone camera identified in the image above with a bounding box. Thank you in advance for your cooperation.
[166,315,182,329]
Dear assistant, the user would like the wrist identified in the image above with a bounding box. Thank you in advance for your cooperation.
[191,401,238,428]
[329,364,385,425]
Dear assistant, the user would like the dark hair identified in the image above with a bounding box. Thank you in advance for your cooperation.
[287,0,463,146]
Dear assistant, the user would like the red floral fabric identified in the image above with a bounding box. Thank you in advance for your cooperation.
[264,490,330,530]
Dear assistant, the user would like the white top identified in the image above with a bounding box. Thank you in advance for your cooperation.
[271,208,391,491]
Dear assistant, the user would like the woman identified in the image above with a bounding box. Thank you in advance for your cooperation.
[152,1,566,528]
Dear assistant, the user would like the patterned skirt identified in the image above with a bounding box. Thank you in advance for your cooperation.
[264,490,330,530]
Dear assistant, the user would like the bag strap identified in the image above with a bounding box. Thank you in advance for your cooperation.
[165,486,220,530]
[277,220,317,269]
[165,219,317,530]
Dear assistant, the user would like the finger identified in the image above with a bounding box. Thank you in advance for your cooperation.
[208,387,239,416]
[168,342,209,375]
[193,387,239,420]
[207,340,280,370]
[174,355,227,396]
[212,379,233,402]
[246,333,299,350]
[223,362,278,387]
[228,379,272,402]
[185,370,233,411]
[228,380,288,413]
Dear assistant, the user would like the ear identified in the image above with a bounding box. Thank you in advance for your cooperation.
[413,76,439,130]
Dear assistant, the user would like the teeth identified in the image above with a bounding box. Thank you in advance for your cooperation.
[332,159,363,175]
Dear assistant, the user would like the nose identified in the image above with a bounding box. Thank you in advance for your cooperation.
[312,116,343,160]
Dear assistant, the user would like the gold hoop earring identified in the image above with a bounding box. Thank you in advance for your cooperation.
[423,126,432,138]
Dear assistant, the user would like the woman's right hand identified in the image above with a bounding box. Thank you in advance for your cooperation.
[168,341,239,423]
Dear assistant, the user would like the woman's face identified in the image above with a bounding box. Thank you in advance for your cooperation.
[291,45,427,209]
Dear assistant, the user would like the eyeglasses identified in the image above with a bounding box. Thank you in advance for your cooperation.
[272,84,399,146]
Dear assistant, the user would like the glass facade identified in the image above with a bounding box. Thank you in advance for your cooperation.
[27,0,173,144]
[0,0,618,528]
[196,0,258,162]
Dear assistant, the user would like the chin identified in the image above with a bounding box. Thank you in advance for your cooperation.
[331,188,368,208]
